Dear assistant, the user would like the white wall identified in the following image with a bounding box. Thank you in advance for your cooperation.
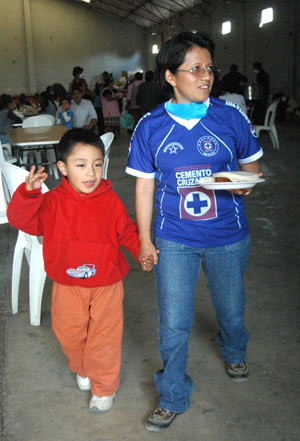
[0,0,148,95]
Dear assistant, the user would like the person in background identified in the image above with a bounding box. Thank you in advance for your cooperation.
[71,85,97,130]
[93,81,105,136]
[127,72,143,128]
[17,93,33,110]
[101,81,125,136]
[52,83,68,109]
[252,61,270,124]
[0,94,22,144]
[57,95,73,128]
[68,66,89,97]
[136,70,164,115]
[7,128,153,414]
[218,85,248,114]
[222,64,248,96]
[126,31,263,432]
[40,91,57,118]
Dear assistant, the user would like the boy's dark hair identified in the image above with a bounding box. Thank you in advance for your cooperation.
[57,128,105,162]
[61,94,72,104]
[156,31,215,96]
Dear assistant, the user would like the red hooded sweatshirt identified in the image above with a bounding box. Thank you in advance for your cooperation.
[7,177,140,287]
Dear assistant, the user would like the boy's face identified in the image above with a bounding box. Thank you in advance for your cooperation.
[57,143,104,194]
[61,99,70,111]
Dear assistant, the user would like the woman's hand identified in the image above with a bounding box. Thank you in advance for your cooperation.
[25,166,48,191]
[228,162,263,196]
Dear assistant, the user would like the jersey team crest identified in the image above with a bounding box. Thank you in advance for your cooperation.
[178,186,217,220]
[197,136,219,157]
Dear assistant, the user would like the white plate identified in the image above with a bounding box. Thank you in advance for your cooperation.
[200,178,265,190]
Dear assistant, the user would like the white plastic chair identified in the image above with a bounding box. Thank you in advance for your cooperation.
[0,162,48,326]
[22,115,59,179]
[100,132,114,179]
[0,140,17,164]
[253,100,280,150]
[0,169,8,224]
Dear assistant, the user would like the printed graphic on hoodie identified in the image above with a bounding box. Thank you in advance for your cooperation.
[66,264,96,279]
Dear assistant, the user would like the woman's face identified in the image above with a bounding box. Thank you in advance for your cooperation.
[165,46,214,104]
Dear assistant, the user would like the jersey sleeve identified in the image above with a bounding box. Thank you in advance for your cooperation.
[233,109,263,164]
[125,117,156,179]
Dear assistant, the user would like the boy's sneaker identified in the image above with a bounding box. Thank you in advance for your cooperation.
[89,393,116,412]
[76,374,91,391]
[145,407,178,432]
[226,362,249,382]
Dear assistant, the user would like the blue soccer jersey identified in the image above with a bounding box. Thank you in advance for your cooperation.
[126,97,263,248]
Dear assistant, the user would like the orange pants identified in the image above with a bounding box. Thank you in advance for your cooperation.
[51,281,124,396]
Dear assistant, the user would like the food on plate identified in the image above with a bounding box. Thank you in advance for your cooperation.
[212,171,260,182]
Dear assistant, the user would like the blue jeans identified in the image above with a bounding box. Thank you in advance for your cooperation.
[153,235,250,413]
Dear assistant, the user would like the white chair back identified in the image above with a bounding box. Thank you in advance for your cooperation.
[0,162,48,197]
[264,100,279,127]
[0,169,8,224]
[22,114,54,128]
[253,100,280,150]
[0,140,17,164]
[0,162,49,326]
[100,132,114,179]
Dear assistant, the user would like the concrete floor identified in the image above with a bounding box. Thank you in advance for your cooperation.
[0,121,299,441]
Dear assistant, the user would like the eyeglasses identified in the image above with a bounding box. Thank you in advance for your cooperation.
[176,65,220,77]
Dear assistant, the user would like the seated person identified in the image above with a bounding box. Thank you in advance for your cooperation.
[0,94,23,144]
[17,93,33,110]
[40,91,57,118]
[70,86,97,130]
[218,86,248,114]
[57,95,73,129]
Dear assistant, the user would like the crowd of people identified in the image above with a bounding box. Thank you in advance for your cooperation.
[0,66,165,143]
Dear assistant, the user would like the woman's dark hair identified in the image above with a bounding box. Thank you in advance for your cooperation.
[0,94,13,110]
[57,128,105,162]
[72,66,83,77]
[156,31,215,95]
[52,83,67,101]
[40,91,50,112]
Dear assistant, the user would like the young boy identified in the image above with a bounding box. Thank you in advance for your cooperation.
[7,128,153,412]
[57,95,73,128]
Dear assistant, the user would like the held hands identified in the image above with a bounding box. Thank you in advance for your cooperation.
[139,240,160,272]
[25,165,48,191]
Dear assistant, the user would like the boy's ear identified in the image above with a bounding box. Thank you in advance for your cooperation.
[57,160,67,176]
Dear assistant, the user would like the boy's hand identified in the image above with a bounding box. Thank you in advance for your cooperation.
[140,254,155,272]
[25,166,48,191]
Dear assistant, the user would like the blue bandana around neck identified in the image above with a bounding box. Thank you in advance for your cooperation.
[165,101,207,119]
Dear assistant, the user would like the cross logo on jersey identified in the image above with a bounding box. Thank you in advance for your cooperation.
[178,186,217,220]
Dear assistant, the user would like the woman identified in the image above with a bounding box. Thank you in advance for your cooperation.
[0,94,22,144]
[126,32,263,432]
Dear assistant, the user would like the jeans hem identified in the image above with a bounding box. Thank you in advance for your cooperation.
[158,399,189,414]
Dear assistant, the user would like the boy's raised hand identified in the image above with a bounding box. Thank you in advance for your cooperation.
[25,166,48,191]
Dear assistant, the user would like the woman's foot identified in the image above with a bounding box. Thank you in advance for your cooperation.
[145,407,178,432]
